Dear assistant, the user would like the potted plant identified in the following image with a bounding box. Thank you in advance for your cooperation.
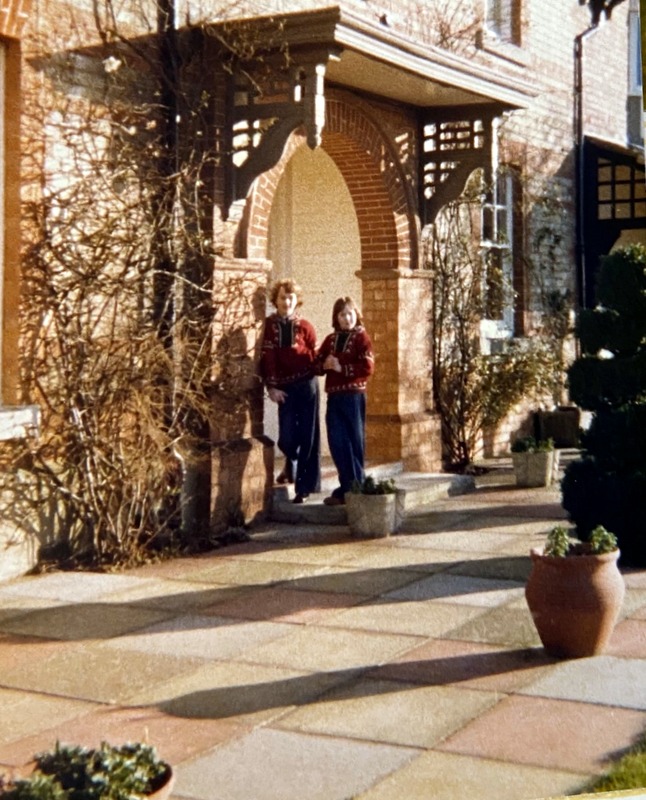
[345,475,399,538]
[525,525,625,659]
[0,741,174,800]
[510,435,558,488]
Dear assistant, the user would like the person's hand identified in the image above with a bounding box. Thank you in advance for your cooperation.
[268,387,287,403]
[324,355,342,373]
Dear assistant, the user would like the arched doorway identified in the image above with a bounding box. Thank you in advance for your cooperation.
[264,145,361,456]
[241,92,441,472]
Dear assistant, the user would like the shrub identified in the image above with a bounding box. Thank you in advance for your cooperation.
[0,742,169,800]
[350,476,397,495]
[562,245,646,566]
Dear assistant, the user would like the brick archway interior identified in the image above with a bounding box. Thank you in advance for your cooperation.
[240,96,414,271]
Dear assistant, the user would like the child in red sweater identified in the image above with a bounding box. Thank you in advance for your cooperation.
[259,279,321,503]
[316,296,374,506]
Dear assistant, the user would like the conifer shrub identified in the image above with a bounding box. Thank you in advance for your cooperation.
[561,244,646,566]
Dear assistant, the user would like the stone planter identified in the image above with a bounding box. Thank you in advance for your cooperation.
[345,492,397,538]
[525,546,625,658]
[512,450,557,488]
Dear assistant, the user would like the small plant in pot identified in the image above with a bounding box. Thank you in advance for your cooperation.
[510,435,557,488]
[525,525,625,659]
[345,476,399,538]
[0,741,174,800]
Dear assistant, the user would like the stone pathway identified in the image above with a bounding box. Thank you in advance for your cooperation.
[0,470,645,800]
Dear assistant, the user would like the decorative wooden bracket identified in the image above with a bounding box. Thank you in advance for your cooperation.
[421,106,502,226]
[225,49,337,210]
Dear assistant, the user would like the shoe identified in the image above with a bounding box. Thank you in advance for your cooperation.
[276,471,294,485]
[293,493,309,504]
[323,495,345,506]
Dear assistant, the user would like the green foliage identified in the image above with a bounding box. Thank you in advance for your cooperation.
[427,178,562,471]
[562,245,646,566]
[542,524,617,557]
[350,476,397,495]
[543,525,571,557]
[588,525,618,554]
[511,436,554,453]
[0,774,67,800]
[0,742,169,800]
[585,729,646,793]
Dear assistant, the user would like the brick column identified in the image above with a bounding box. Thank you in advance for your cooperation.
[361,268,442,472]
[210,258,274,530]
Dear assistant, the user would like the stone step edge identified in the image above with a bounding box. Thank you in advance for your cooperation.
[269,472,475,525]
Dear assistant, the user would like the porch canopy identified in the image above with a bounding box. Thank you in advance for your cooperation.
[210,6,539,215]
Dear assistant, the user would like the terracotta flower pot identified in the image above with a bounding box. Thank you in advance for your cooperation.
[525,546,625,658]
[148,765,175,800]
[10,761,175,799]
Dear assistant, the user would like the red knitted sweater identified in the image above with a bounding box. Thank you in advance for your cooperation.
[315,326,374,393]
[259,314,318,387]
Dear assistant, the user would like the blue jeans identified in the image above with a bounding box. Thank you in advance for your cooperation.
[277,377,321,495]
[326,392,366,498]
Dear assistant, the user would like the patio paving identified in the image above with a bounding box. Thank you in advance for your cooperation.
[0,467,645,800]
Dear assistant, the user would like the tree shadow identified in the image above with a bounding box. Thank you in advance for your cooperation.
[152,648,553,721]
[0,554,532,642]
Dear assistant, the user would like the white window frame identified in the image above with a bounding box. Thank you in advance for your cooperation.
[480,170,515,353]
[485,0,515,43]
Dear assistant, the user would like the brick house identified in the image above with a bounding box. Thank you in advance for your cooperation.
[0,0,643,575]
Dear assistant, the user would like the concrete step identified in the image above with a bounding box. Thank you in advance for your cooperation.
[269,467,476,525]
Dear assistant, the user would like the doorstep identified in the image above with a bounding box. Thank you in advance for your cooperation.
[269,465,476,525]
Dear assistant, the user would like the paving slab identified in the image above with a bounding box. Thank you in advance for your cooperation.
[0,640,204,704]
[447,604,543,648]
[233,624,423,672]
[383,572,526,606]
[0,602,173,641]
[367,640,556,692]
[437,695,646,774]
[318,597,488,637]
[275,676,501,748]
[201,585,365,623]
[286,565,423,596]
[355,750,586,800]
[173,727,419,800]
[129,660,361,727]
[104,615,297,660]
[0,703,248,770]
[519,655,646,710]
[0,471,644,800]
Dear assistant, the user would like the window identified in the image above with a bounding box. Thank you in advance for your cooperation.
[485,0,521,45]
[627,0,643,144]
[480,168,523,352]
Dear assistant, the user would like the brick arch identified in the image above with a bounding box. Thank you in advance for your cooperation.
[238,94,418,271]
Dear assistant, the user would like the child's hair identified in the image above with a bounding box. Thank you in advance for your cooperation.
[331,296,363,330]
[269,278,303,308]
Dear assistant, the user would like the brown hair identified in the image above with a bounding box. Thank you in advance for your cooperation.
[269,278,303,308]
[331,296,363,330]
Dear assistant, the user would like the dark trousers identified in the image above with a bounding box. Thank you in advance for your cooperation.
[326,392,366,498]
[277,377,321,495]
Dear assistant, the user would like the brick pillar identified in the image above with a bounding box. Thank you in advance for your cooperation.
[210,258,274,531]
[361,268,442,472]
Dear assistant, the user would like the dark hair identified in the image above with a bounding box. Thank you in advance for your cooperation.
[331,296,363,330]
[269,278,303,308]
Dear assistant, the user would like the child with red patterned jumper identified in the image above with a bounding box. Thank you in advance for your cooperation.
[315,296,375,506]
[259,279,321,503]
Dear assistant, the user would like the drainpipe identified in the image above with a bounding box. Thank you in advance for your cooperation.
[574,22,601,311]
